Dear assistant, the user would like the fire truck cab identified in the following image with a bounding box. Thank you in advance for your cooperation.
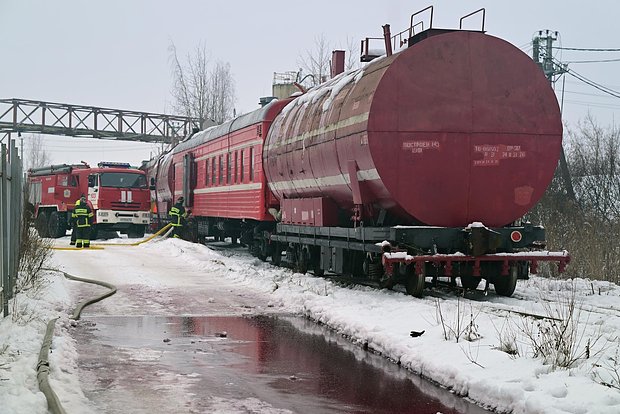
[28,162,151,239]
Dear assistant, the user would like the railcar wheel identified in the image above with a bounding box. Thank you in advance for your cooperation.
[35,212,49,238]
[493,265,518,297]
[405,264,425,298]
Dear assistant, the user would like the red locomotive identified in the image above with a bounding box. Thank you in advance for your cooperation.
[28,162,151,239]
[145,7,569,297]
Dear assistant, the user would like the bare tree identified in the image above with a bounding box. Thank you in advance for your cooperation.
[344,36,361,71]
[169,41,236,128]
[298,34,361,89]
[208,62,236,125]
[569,116,620,221]
[526,116,620,283]
[25,134,50,170]
[298,34,332,88]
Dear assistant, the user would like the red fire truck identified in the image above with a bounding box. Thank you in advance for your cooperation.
[28,162,152,239]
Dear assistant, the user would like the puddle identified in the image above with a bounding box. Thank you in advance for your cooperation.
[74,315,491,413]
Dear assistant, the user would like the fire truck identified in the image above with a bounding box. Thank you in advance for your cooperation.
[27,162,152,239]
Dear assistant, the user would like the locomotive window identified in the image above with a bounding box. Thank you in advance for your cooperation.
[205,159,209,186]
[218,156,223,185]
[211,157,216,185]
[226,153,231,184]
[240,150,244,182]
[249,147,254,182]
[233,151,238,183]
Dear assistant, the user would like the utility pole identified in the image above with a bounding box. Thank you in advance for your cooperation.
[532,30,568,82]
[532,30,576,204]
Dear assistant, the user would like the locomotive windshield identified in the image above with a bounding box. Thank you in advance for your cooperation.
[99,172,147,189]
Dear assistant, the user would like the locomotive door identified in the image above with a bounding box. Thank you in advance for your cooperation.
[182,153,196,206]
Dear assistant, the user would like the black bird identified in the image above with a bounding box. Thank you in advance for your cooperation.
[410,330,425,338]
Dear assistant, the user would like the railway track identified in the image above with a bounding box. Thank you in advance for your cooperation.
[201,241,619,330]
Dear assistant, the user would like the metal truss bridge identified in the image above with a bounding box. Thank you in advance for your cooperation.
[0,98,200,144]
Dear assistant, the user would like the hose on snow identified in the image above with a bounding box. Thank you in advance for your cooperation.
[37,317,67,414]
[36,268,118,413]
[51,223,173,250]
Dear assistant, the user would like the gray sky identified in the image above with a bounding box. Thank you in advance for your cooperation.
[1,0,619,167]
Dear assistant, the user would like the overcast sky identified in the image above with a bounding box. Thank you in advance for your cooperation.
[1,0,619,167]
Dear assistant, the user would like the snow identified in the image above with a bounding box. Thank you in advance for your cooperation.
[280,63,365,115]
[2,235,620,413]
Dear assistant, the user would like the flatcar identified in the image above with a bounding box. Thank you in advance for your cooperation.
[145,7,569,297]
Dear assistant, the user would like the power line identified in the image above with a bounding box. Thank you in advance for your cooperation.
[565,70,620,99]
[556,46,620,52]
[563,99,620,110]
[565,58,620,64]
[554,57,620,99]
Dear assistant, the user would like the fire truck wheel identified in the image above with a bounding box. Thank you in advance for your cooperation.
[47,211,66,238]
[35,212,49,238]
[90,226,99,240]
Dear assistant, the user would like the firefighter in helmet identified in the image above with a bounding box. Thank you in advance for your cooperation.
[72,194,94,248]
[168,196,189,239]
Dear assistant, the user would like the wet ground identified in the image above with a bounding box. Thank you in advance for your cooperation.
[72,315,492,414]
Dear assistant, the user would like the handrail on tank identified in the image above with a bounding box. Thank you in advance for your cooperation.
[409,6,433,38]
[391,27,412,49]
[459,8,486,31]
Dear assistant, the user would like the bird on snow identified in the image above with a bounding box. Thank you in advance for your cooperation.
[410,330,425,338]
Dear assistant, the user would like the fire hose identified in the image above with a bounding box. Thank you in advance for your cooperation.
[52,223,172,250]
[37,268,118,414]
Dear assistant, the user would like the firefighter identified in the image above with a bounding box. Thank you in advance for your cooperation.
[168,196,189,239]
[69,198,79,246]
[70,196,94,245]
[72,195,94,248]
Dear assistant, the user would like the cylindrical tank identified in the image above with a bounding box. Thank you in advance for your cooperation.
[264,30,562,227]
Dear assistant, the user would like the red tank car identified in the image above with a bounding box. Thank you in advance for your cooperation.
[146,8,570,297]
[264,30,562,228]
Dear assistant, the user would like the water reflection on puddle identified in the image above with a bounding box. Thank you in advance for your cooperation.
[78,315,490,414]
